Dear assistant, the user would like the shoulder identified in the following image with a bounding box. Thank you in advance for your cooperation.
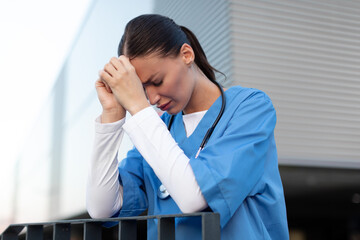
[225,85,274,110]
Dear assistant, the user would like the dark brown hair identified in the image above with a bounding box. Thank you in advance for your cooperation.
[118,14,221,83]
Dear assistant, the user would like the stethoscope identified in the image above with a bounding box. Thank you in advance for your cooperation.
[157,81,226,199]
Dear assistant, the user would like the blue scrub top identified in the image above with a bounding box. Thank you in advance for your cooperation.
[115,86,289,239]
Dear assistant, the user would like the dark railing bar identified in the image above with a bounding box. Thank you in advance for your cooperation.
[1,226,24,240]
[84,222,102,240]
[5,212,212,228]
[118,220,137,240]
[53,223,71,240]
[202,213,220,240]
[1,233,18,240]
[26,225,43,240]
[158,217,175,240]
[1,213,220,240]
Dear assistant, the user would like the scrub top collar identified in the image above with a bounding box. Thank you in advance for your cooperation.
[171,88,228,158]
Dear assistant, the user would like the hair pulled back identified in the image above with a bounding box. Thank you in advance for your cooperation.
[118,14,219,83]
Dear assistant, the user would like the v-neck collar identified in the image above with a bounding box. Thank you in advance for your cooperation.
[170,92,224,158]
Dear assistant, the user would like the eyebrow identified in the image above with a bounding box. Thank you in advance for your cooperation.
[143,73,159,86]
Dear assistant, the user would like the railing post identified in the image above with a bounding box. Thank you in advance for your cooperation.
[26,225,43,240]
[118,220,137,240]
[84,222,102,240]
[157,217,175,240]
[202,213,220,240]
[53,223,71,240]
[136,220,147,240]
[1,226,24,240]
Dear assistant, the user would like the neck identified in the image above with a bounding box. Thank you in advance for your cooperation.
[183,71,221,114]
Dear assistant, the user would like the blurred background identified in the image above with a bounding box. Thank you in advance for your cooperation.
[0,0,359,239]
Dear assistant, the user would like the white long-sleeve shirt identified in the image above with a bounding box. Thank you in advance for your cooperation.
[86,106,208,218]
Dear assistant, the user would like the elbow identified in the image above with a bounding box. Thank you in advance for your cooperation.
[86,199,119,219]
[87,210,103,219]
[86,185,123,219]
[177,198,208,214]
[87,204,113,219]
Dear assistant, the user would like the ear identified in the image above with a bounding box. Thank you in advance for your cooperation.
[180,43,195,65]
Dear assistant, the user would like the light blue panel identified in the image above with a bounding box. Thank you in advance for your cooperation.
[64,0,154,125]
[15,93,55,222]
[58,0,154,217]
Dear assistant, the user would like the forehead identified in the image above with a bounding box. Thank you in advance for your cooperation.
[130,54,177,83]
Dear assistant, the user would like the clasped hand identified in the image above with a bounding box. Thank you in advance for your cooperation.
[97,56,150,116]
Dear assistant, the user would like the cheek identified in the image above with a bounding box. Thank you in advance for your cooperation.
[164,67,185,99]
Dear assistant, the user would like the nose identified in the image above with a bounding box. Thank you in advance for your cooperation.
[145,86,160,105]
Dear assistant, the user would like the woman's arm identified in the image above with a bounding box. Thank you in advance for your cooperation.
[95,57,206,214]
[86,116,125,218]
[87,108,207,216]
[87,79,126,218]
[123,107,208,213]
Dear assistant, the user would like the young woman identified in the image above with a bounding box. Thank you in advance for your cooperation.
[87,14,289,239]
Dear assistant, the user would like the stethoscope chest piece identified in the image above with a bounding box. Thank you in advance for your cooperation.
[157,184,170,199]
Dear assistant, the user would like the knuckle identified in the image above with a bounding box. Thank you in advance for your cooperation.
[105,63,111,69]
[110,57,118,65]
[124,69,131,76]
[128,65,135,72]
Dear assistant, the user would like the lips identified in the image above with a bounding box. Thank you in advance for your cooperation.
[158,101,171,111]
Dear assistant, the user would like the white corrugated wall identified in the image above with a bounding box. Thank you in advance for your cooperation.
[229,0,360,168]
[154,0,360,168]
[154,0,233,86]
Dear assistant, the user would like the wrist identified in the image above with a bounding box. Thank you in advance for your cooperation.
[101,108,126,123]
[128,101,151,116]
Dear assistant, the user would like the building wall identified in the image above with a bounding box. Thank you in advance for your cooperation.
[228,0,360,168]
[155,0,360,169]
[154,0,233,87]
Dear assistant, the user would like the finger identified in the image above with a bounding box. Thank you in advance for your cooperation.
[103,62,117,78]
[118,55,135,72]
[99,69,112,83]
[95,79,105,88]
[98,76,113,93]
[110,57,122,71]
[95,79,107,93]
[95,79,108,91]
[103,80,113,93]
[95,79,113,94]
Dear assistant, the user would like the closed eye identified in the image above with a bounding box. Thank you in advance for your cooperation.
[153,80,163,86]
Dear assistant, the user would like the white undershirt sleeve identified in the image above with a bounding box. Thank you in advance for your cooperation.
[87,107,208,218]
[86,116,125,218]
[123,107,208,213]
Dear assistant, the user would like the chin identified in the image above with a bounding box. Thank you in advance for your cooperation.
[166,110,176,115]
[166,107,181,115]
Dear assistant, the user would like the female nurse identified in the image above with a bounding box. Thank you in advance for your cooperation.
[87,14,289,239]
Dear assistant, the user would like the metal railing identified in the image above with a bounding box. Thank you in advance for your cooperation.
[0,212,220,240]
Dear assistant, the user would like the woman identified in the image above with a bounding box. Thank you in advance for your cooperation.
[87,14,289,239]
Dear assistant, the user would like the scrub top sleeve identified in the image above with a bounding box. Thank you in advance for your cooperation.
[190,91,277,227]
[115,147,148,217]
